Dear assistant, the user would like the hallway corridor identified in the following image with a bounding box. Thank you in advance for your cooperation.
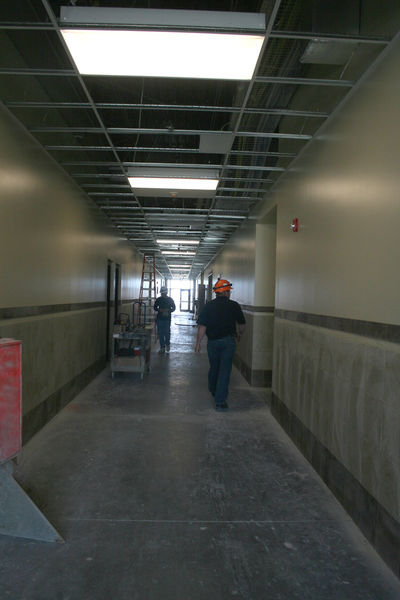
[1,317,399,599]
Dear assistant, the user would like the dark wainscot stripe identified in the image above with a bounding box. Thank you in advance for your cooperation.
[1,302,105,320]
[275,309,400,344]
[241,305,275,313]
[0,300,139,321]
[233,354,272,388]
[23,357,106,444]
[271,392,400,578]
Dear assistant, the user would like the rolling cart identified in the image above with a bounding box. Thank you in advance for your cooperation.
[111,327,152,379]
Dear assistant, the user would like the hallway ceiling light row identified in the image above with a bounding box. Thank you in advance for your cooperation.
[1,1,395,279]
[60,5,263,226]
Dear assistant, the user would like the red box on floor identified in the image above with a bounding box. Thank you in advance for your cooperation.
[0,338,22,463]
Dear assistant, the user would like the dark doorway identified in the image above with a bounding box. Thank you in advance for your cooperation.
[207,273,213,303]
[114,264,120,323]
[105,261,112,360]
[197,283,206,315]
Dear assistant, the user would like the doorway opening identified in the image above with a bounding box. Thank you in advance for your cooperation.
[207,273,213,303]
[179,288,191,312]
[114,263,120,323]
[168,279,194,314]
[105,260,112,360]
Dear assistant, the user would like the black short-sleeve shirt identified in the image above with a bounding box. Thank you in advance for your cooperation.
[197,296,245,340]
[154,296,176,321]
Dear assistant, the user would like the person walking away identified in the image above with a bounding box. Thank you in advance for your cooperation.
[154,286,176,353]
[195,279,245,411]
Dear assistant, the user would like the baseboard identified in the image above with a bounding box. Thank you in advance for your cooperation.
[271,392,400,578]
[233,354,272,387]
[23,357,106,444]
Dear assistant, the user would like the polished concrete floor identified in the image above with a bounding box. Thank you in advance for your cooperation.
[1,314,399,599]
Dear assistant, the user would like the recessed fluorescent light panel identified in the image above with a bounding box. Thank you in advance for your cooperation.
[157,239,199,244]
[162,251,196,256]
[60,8,265,80]
[154,229,202,234]
[129,178,218,191]
[127,167,219,197]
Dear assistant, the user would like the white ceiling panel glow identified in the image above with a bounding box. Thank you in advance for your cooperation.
[60,29,264,80]
[161,251,196,256]
[128,177,218,191]
[157,239,199,244]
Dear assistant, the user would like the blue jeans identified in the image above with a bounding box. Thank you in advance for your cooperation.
[207,336,236,405]
[157,319,171,348]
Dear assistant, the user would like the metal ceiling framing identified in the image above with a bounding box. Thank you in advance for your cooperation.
[0,0,395,279]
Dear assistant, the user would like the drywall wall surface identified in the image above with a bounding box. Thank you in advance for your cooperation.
[254,223,276,308]
[0,102,143,438]
[273,318,400,522]
[265,35,400,576]
[0,103,141,308]
[0,309,106,413]
[260,34,400,325]
[206,219,256,307]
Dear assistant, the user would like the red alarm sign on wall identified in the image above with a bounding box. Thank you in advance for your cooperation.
[0,339,22,464]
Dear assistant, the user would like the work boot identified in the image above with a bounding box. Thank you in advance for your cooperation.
[158,347,165,354]
[166,345,170,353]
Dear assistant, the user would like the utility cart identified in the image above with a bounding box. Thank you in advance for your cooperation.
[111,327,152,379]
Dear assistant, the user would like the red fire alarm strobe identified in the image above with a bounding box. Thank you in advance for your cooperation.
[290,218,299,232]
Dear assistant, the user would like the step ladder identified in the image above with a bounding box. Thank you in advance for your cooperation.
[138,253,157,326]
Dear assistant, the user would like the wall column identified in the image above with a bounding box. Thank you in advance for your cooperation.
[234,219,276,387]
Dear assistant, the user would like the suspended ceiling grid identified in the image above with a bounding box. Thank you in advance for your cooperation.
[0,0,398,280]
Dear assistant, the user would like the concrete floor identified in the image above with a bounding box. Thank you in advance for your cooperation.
[1,314,399,599]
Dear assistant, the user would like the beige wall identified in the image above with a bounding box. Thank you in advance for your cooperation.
[206,219,256,307]
[0,105,141,308]
[204,34,400,560]
[0,103,143,434]
[261,36,400,325]
[207,220,275,385]
[265,32,400,559]
[254,223,276,307]
[273,318,400,522]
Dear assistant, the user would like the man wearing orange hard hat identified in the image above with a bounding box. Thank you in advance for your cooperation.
[195,278,245,411]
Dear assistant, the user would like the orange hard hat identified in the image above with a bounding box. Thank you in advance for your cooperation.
[213,279,233,293]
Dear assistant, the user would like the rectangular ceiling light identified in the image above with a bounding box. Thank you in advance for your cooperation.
[157,239,199,244]
[129,177,218,191]
[60,8,265,80]
[161,251,196,256]
[168,264,192,267]
[127,167,219,195]
[153,229,202,234]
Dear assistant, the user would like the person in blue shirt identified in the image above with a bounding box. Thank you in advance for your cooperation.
[154,286,176,353]
[195,279,245,410]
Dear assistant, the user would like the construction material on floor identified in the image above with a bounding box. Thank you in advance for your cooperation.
[1,318,399,599]
[0,338,62,542]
